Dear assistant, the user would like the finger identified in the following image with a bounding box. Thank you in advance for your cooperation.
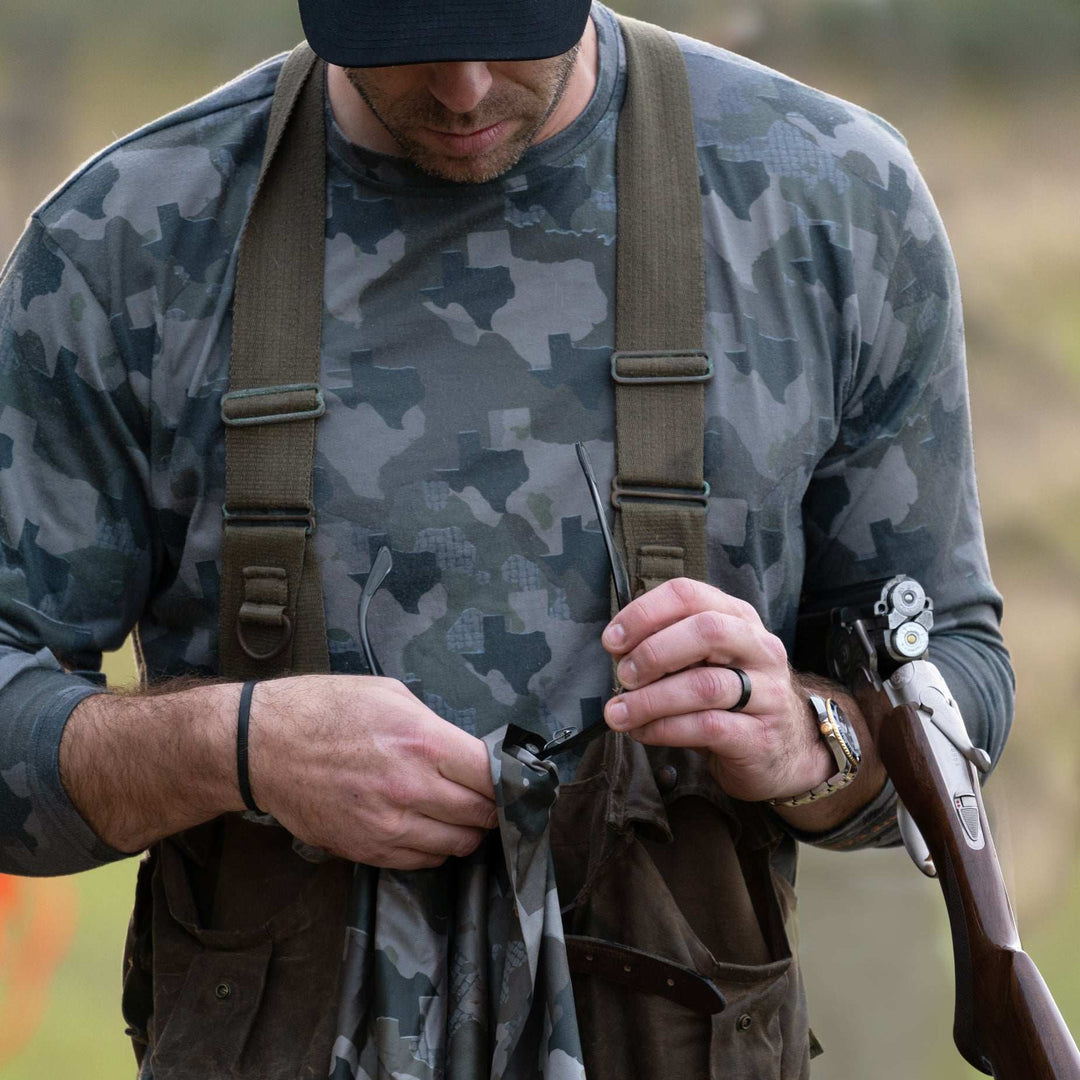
[602,577,761,656]
[615,609,768,689]
[384,849,449,871]
[394,815,488,859]
[414,776,498,829]
[621,709,751,754]
[434,728,496,799]
[606,665,763,731]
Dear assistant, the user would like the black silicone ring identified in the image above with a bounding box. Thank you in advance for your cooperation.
[729,667,752,713]
[237,680,264,814]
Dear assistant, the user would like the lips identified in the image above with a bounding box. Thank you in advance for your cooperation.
[419,120,510,157]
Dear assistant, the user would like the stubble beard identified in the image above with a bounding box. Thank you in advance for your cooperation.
[345,46,580,184]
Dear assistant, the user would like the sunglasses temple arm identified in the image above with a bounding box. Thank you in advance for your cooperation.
[358,545,393,678]
[575,443,631,610]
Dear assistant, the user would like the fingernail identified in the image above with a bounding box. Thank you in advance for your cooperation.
[607,700,629,729]
[603,622,626,648]
[618,660,637,686]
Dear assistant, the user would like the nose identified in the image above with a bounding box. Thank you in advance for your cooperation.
[425,62,493,114]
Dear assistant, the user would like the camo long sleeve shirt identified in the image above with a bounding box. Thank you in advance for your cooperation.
[0,5,1013,875]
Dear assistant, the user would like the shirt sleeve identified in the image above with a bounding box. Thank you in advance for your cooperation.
[794,152,1014,851]
[0,216,153,874]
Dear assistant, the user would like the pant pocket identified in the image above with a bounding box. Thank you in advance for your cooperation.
[151,939,274,1078]
[551,735,809,1080]
[147,815,352,1080]
[572,832,805,1079]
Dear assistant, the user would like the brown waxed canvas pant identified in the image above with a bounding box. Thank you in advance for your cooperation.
[551,733,811,1079]
[123,732,810,1079]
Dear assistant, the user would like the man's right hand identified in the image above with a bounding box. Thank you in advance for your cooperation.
[250,676,497,870]
[59,675,497,868]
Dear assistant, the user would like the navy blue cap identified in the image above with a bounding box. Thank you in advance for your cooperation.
[299,0,593,68]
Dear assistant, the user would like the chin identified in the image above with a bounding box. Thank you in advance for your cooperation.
[430,161,513,183]
[408,139,532,184]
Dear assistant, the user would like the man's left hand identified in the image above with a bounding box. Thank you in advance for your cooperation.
[601,577,835,803]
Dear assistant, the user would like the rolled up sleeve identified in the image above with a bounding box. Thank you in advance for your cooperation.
[1,216,152,874]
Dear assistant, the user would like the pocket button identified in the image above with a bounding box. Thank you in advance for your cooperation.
[654,765,678,793]
[215,982,233,1001]
[736,1013,753,1032]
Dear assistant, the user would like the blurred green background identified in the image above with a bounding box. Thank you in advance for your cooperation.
[1,1,1078,1076]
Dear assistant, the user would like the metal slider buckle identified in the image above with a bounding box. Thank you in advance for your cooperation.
[610,350,713,385]
[538,722,608,760]
[610,478,711,508]
[222,505,316,535]
[509,723,606,762]
[221,383,326,427]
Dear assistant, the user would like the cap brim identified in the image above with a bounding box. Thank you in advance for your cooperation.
[299,0,592,67]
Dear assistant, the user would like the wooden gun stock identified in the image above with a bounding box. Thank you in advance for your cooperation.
[878,702,1080,1079]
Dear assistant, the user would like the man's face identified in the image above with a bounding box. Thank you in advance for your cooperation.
[343,47,581,183]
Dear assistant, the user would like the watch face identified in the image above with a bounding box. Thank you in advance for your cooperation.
[828,700,861,764]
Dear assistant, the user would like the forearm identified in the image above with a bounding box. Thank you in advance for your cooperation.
[58,673,499,871]
[58,680,244,854]
[776,626,1013,850]
[930,626,1014,771]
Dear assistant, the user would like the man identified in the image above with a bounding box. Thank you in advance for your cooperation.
[0,1,1012,1077]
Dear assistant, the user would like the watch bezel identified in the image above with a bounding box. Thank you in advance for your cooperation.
[769,694,861,807]
[820,697,860,776]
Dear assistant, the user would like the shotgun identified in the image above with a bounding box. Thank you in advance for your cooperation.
[796,576,1080,1079]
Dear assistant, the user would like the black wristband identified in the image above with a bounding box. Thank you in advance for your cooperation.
[236,680,264,814]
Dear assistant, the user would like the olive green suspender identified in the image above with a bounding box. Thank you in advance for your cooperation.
[218,16,710,682]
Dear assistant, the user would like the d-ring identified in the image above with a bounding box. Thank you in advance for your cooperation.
[236,613,293,662]
[728,667,751,712]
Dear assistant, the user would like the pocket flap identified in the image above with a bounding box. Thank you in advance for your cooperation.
[151,940,272,1077]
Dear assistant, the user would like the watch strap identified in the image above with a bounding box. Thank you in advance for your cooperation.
[769,695,859,808]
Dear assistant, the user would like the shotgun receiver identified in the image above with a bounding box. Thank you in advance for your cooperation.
[797,576,1080,1079]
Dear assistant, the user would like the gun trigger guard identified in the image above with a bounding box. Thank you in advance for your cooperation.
[898,800,937,877]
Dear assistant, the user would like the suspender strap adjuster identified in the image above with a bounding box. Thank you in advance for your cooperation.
[222,505,316,534]
[611,479,710,508]
[610,350,712,385]
[221,383,326,427]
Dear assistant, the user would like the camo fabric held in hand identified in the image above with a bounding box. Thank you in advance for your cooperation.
[330,726,583,1080]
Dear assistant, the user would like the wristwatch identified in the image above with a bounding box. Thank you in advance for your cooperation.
[769,695,861,807]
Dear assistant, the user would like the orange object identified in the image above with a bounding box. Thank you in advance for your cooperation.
[0,874,79,1064]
